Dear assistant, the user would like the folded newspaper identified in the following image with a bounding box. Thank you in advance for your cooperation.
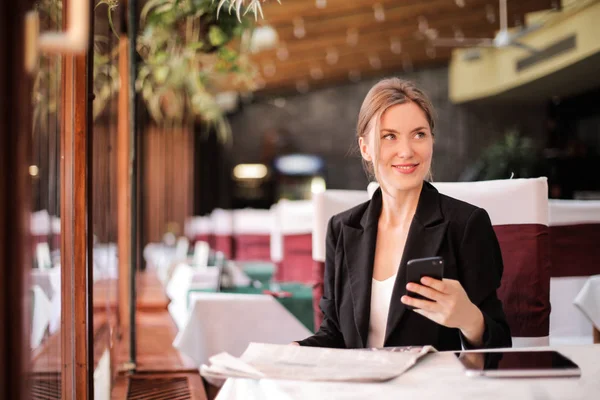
[200,343,436,383]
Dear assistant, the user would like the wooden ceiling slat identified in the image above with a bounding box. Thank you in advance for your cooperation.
[256,59,450,97]
[260,0,440,25]
[248,0,555,93]
[259,47,455,87]
[252,13,521,66]
[266,0,553,41]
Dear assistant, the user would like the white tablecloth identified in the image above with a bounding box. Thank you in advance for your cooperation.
[173,293,311,366]
[30,267,61,334]
[31,285,52,349]
[550,277,595,345]
[30,267,61,300]
[216,345,600,400]
[166,262,253,330]
[575,275,600,331]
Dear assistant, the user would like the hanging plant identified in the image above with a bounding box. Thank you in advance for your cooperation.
[213,0,282,22]
[137,0,279,141]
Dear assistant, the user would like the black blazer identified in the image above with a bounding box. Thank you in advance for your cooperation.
[298,182,511,351]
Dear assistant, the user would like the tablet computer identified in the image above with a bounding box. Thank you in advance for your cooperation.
[455,350,581,378]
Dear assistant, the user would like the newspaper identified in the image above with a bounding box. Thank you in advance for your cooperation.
[200,343,436,383]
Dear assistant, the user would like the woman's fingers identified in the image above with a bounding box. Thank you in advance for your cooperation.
[401,295,439,312]
[406,282,444,301]
[420,276,448,293]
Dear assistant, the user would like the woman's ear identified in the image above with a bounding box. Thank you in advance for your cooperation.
[358,137,372,162]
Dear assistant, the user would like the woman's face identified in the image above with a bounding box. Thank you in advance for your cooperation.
[359,102,433,194]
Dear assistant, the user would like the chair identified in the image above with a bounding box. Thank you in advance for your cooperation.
[30,285,52,349]
[30,210,50,266]
[548,199,600,344]
[312,189,369,330]
[432,178,550,347]
[271,199,313,282]
[232,209,272,261]
[185,215,213,247]
[211,209,234,259]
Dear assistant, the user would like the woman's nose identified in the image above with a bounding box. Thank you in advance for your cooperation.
[395,137,414,159]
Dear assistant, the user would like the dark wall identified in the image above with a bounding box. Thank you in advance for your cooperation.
[229,66,547,190]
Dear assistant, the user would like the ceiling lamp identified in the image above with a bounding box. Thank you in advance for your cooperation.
[29,165,39,177]
[486,4,496,23]
[296,79,309,93]
[418,16,428,33]
[373,3,385,22]
[255,77,266,89]
[326,48,339,65]
[453,26,464,42]
[426,46,436,59]
[293,17,306,39]
[250,25,278,53]
[346,28,359,46]
[233,164,268,180]
[390,38,402,54]
[262,62,276,77]
[310,66,324,80]
[348,69,361,83]
[315,0,327,9]
[276,45,289,61]
[369,54,381,70]
[402,56,413,73]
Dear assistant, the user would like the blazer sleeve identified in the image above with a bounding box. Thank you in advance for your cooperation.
[296,217,345,348]
[458,208,512,349]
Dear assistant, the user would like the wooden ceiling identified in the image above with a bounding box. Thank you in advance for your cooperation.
[251,0,556,95]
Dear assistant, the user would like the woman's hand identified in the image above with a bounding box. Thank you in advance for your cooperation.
[401,277,485,347]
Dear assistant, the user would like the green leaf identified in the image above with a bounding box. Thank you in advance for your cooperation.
[208,25,229,46]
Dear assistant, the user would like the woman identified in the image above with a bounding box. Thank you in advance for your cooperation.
[296,78,511,350]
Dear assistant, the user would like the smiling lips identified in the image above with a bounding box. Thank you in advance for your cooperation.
[392,163,419,174]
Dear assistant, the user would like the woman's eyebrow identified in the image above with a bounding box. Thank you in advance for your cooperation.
[380,126,428,133]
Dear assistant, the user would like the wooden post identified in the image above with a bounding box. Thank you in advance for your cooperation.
[117,36,132,333]
[61,39,92,400]
[0,1,34,398]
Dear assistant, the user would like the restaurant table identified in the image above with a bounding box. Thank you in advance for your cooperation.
[575,275,600,342]
[186,282,314,331]
[216,344,600,400]
[173,292,312,367]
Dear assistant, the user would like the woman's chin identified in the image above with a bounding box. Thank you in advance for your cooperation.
[381,175,424,193]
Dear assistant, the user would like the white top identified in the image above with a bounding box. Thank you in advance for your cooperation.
[367,274,397,348]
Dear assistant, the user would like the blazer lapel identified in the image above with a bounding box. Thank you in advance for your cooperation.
[342,190,382,348]
[384,183,448,345]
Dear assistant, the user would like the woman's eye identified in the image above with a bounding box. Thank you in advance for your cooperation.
[382,133,395,140]
[415,131,426,139]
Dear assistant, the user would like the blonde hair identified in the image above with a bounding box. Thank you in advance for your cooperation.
[357,77,436,182]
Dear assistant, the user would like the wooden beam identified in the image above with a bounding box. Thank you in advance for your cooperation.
[265,0,553,40]
[0,0,33,398]
[255,58,449,96]
[260,0,433,24]
[61,2,92,394]
[117,36,132,334]
[254,45,454,88]
[253,8,542,66]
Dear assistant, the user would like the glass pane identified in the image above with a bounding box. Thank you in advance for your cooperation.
[28,0,62,396]
[92,1,120,398]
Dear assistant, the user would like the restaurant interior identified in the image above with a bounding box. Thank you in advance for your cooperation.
[1,0,599,399]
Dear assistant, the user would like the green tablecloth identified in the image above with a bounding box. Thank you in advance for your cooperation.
[188,282,314,332]
[238,261,276,286]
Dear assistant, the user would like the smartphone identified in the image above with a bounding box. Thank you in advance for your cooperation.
[405,256,444,310]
